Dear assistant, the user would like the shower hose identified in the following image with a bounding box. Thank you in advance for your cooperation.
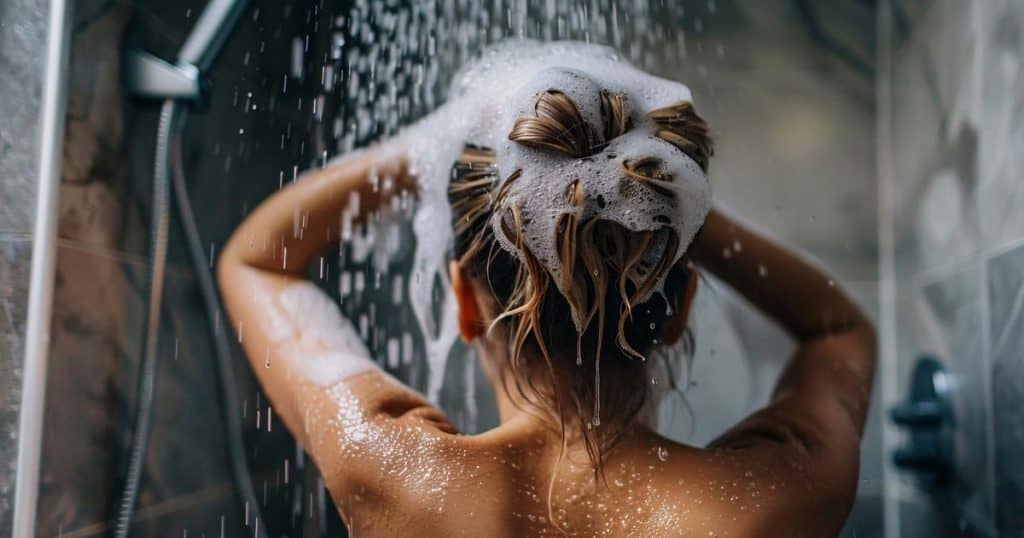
[112,99,268,537]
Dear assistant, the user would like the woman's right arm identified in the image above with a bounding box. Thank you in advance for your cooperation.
[692,208,876,437]
[690,208,877,532]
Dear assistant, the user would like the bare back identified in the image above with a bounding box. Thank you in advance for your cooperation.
[217,152,875,538]
[300,369,857,538]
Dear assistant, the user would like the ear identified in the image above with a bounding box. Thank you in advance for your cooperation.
[660,266,699,346]
[449,260,483,343]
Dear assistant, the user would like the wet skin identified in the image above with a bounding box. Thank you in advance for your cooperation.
[218,151,876,537]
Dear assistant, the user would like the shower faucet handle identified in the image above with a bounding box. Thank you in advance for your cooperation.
[890,400,946,427]
[889,355,955,490]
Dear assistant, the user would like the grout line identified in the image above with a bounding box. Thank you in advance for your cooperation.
[54,239,197,278]
[978,241,999,529]
[47,482,234,538]
[992,273,1024,359]
[54,239,151,267]
[907,233,1024,291]
[985,234,1024,262]
[876,3,902,537]
[46,466,283,538]
[973,1,999,529]
[0,232,34,242]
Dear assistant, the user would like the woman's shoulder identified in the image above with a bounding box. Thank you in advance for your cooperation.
[610,431,854,537]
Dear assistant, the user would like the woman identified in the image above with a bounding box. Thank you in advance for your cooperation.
[218,42,875,537]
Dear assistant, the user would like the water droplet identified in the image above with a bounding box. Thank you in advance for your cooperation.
[656,446,669,462]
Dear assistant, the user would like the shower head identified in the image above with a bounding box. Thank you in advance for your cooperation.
[178,0,251,72]
[124,0,250,104]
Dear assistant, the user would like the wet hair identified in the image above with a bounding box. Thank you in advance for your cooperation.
[448,89,713,470]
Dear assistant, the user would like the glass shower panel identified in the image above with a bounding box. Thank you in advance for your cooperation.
[880,0,1024,536]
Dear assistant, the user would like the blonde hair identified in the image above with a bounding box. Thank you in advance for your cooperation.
[449,89,713,470]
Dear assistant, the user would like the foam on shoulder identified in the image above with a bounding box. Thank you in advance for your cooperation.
[276,281,378,386]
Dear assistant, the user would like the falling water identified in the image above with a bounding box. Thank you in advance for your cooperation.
[273,0,702,434]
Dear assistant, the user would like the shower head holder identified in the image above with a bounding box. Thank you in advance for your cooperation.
[123,49,208,108]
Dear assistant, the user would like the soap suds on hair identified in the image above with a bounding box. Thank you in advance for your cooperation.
[341,40,711,402]
[490,76,710,306]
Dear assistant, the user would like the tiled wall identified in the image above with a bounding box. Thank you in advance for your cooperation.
[881,0,1024,536]
[0,0,48,533]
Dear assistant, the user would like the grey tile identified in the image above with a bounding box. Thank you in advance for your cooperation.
[34,244,135,534]
[979,0,1024,248]
[887,0,985,279]
[0,237,32,535]
[987,244,1024,536]
[0,0,47,234]
[988,244,1024,348]
[35,242,273,536]
[35,238,304,535]
[135,256,297,534]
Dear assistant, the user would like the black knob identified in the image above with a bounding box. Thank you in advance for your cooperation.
[890,400,946,427]
[889,356,954,491]
[892,445,945,469]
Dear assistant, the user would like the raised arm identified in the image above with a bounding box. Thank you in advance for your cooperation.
[216,144,463,491]
[690,208,877,533]
[217,149,405,437]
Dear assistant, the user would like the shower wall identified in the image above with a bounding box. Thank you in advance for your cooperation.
[880,0,1024,536]
[0,0,49,533]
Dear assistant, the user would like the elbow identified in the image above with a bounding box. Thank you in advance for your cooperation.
[216,231,243,291]
[215,252,231,290]
[215,255,235,303]
[851,317,878,368]
[858,321,878,387]
[803,308,877,351]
